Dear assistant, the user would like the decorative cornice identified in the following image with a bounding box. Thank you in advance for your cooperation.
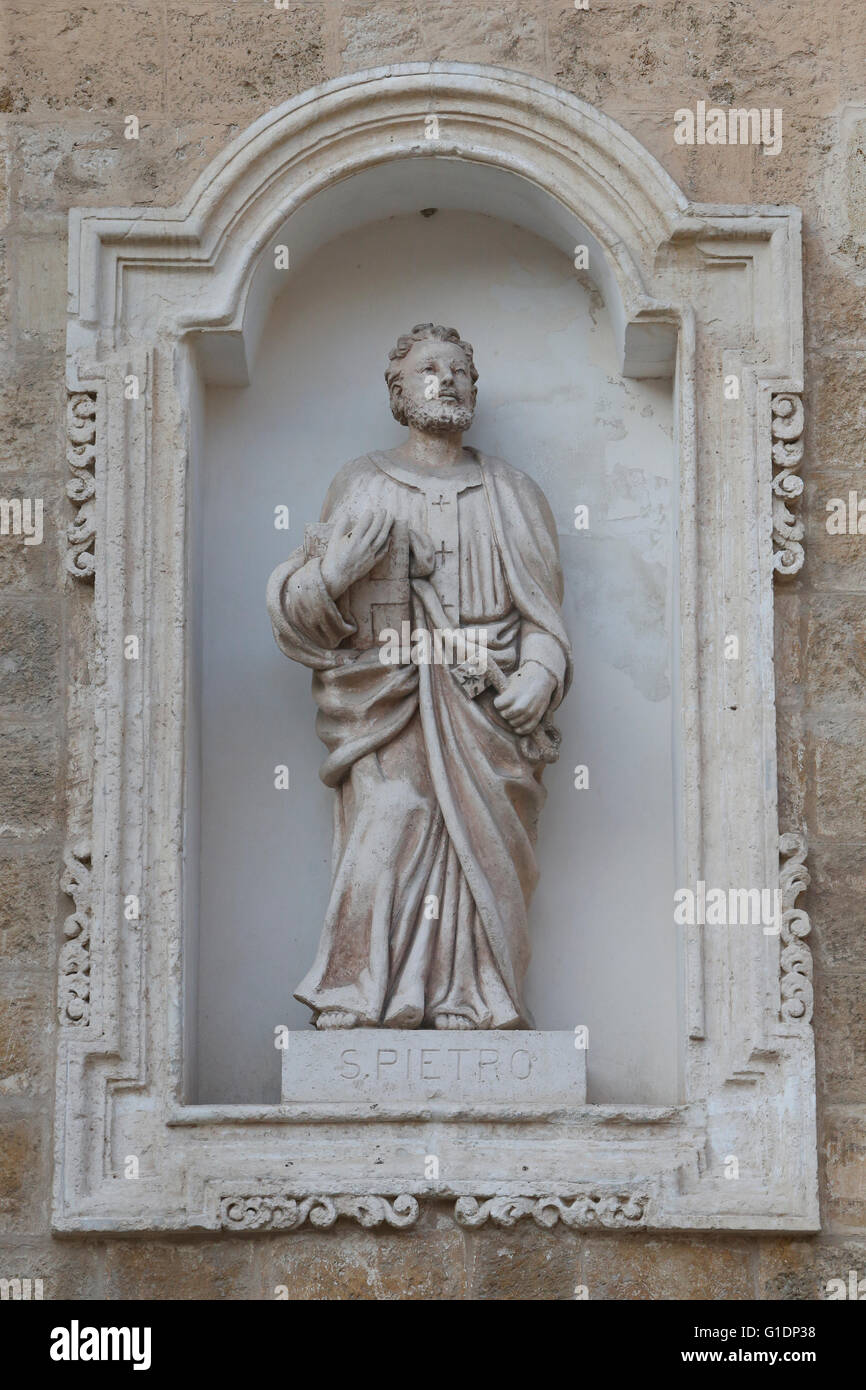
[215,1191,648,1232]
[771,393,805,578]
[66,390,97,581]
[454,1192,648,1229]
[58,841,92,1025]
[68,65,691,344]
[779,832,812,1026]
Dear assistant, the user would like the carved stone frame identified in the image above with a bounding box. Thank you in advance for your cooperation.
[56,63,817,1234]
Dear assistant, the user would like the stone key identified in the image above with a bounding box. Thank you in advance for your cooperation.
[451,651,562,764]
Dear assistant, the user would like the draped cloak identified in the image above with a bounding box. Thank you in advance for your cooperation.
[266,448,572,1029]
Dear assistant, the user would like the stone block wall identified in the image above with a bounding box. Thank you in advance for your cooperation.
[0,0,863,1298]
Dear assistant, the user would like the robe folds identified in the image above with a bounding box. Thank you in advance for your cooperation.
[266,448,572,1029]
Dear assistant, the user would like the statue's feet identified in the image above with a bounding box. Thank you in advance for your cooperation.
[315,1008,360,1029]
[433,1013,475,1030]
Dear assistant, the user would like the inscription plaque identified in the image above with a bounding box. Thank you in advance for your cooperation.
[281,1030,586,1110]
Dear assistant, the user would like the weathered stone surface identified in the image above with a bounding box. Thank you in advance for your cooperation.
[807,839,866,971]
[581,102,790,210]
[808,355,866,468]
[550,4,635,109]
[103,1239,256,1300]
[341,2,544,71]
[0,124,10,233]
[0,845,61,969]
[838,0,866,102]
[0,233,9,354]
[758,1236,866,1300]
[0,599,61,717]
[773,586,802,697]
[804,235,866,354]
[822,1108,866,1229]
[5,2,165,116]
[339,4,422,69]
[696,0,837,110]
[805,468,866,593]
[0,1114,45,1230]
[814,970,866,1103]
[13,238,67,348]
[166,4,327,120]
[805,594,866,709]
[466,1223,581,1300]
[811,715,866,838]
[582,1234,755,1300]
[0,985,53,1096]
[0,352,65,474]
[0,480,60,593]
[751,114,835,213]
[258,1212,467,1300]
[775,707,806,832]
[0,1238,103,1299]
[11,122,242,230]
[842,117,866,250]
[549,0,838,111]
[0,723,59,837]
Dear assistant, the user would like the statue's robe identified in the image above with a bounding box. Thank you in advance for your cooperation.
[266,448,572,1028]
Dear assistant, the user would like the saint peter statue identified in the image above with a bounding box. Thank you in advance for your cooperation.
[267,324,571,1030]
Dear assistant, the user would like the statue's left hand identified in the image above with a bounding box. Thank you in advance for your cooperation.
[494,660,557,736]
[409,528,437,578]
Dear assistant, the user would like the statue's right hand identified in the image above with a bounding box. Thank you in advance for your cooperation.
[320,509,394,599]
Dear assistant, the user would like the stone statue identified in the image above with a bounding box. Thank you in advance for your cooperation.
[267,324,572,1031]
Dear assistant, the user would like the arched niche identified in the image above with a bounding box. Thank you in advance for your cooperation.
[196,200,678,1105]
[57,64,816,1235]
[195,155,677,387]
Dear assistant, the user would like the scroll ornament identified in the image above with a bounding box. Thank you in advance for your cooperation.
[771,393,805,578]
[779,831,813,1026]
[216,1191,648,1231]
[59,841,92,1025]
[67,391,97,580]
[218,1193,420,1231]
[454,1192,647,1229]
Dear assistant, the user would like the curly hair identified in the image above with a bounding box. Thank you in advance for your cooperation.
[385,323,478,425]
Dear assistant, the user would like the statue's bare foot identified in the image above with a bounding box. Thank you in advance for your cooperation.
[433,1013,474,1030]
[315,1008,360,1029]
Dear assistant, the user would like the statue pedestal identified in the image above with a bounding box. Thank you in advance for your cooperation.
[281,1030,586,1115]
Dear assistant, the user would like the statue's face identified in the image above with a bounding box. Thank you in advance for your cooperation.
[396,338,475,434]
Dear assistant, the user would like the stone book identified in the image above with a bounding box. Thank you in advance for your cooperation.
[304,518,411,651]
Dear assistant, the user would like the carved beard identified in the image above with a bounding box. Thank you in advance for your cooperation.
[402,394,474,434]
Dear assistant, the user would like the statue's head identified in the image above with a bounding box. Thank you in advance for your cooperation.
[386,323,478,434]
